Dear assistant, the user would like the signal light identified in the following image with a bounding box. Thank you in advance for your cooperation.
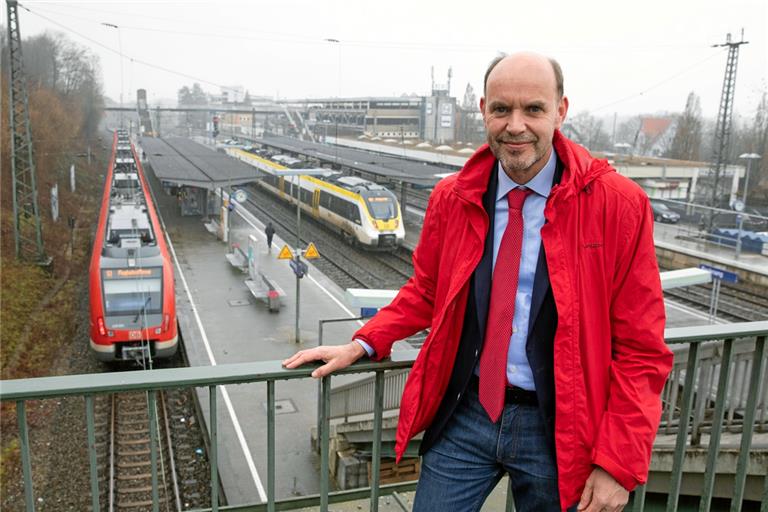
[97,317,106,336]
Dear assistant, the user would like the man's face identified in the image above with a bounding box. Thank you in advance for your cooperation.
[480,57,568,183]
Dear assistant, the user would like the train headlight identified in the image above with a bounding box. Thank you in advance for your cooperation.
[163,314,170,331]
[155,328,162,334]
[97,317,107,336]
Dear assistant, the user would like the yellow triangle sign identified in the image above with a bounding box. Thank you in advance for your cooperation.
[277,245,293,260]
[304,242,320,259]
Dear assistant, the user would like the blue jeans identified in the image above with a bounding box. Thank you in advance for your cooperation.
[413,385,565,512]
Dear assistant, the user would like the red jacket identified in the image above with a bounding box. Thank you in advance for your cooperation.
[353,131,673,510]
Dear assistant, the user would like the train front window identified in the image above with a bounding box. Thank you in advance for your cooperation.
[365,197,396,219]
[103,277,162,316]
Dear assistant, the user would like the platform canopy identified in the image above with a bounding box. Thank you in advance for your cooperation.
[140,137,260,190]
[258,135,443,188]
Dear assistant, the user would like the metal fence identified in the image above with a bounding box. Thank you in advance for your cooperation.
[1,321,766,512]
[650,198,768,258]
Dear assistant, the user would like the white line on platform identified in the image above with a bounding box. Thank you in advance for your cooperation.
[150,186,268,503]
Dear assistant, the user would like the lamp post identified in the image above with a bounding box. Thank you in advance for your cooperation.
[101,22,124,128]
[734,153,761,260]
[324,38,341,162]
[275,168,328,342]
[738,153,761,206]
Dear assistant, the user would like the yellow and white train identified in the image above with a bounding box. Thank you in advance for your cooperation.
[227,148,405,249]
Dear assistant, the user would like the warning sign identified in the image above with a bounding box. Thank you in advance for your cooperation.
[277,245,293,260]
[304,242,320,259]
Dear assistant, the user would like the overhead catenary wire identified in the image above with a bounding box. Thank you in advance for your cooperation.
[19,3,243,95]
[590,49,726,112]
[23,2,715,54]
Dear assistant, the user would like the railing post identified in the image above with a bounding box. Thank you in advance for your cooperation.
[316,320,324,452]
[761,470,768,512]
[667,342,700,512]
[632,484,647,512]
[699,338,734,512]
[85,395,100,512]
[209,385,219,512]
[320,375,331,512]
[731,335,766,511]
[16,400,35,512]
[370,371,384,512]
[267,380,276,512]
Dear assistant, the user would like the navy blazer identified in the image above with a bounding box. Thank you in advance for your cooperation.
[419,159,562,456]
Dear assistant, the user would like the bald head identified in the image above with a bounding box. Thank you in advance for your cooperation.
[479,51,569,183]
[483,52,564,99]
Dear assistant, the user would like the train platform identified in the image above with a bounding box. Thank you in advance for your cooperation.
[653,222,768,275]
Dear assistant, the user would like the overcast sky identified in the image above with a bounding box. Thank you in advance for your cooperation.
[9,0,768,120]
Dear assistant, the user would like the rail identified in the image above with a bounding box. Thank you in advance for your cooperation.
[1,321,766,512]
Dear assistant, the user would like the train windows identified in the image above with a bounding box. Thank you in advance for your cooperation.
[320,191,332,209]
[350,204,361,224]
[364,196,396,219]
[103,277,162,317]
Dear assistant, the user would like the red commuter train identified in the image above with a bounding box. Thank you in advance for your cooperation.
[89,130,177,362]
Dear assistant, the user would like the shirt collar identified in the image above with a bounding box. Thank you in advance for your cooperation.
[496,148,557,201]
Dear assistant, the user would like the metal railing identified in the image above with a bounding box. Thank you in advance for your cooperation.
[1,322,767,512]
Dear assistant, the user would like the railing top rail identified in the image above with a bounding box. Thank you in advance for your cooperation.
[0,355,415,402]
[664,321,768,344]
[2,324,766,401]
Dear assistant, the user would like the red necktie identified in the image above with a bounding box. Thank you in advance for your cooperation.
[479,187,533,423]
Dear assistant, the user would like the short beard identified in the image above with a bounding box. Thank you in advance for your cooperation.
[487,134,546,176]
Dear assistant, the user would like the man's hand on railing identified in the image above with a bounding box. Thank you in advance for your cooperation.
[282,341,367,378]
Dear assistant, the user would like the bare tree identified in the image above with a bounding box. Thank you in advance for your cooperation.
[615,116,642,151]
[566,111,611,151]
[668,91,703,161]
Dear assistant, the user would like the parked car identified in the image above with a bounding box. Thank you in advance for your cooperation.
[650,201,680,224]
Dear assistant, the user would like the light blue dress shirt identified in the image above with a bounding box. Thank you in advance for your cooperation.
[484,149,556,391]
[357,150,557,392]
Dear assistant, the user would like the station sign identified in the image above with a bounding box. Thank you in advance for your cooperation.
[698,264,739,284]
[277,245,293,260]
[304,242,320,259]
[289,258,308,278]
[103,267,159,280]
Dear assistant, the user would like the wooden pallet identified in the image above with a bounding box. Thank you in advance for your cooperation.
[368,457,421,485]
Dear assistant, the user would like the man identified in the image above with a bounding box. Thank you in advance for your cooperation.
[265,222,275,251]
[283,52,672,511]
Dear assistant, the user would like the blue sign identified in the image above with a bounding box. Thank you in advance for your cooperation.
[699,264,739,284]
[289,258,308,278]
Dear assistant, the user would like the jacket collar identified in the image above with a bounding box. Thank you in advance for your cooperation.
[453,130,614,206]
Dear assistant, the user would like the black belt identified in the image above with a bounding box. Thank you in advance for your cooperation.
[470,374,538,406]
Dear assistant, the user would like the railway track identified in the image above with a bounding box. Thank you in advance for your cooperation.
[243,184,411,289]
[664,283,768,323]
[104,391,179,512]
